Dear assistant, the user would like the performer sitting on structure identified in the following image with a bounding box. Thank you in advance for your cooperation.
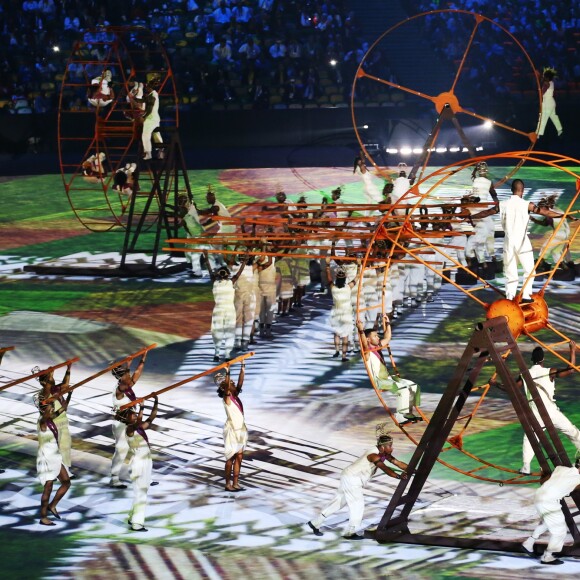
[522,457,580,565]
[307,423,408,539]
[519,341,580,476]
[356,316,422,425]
[113,163,137,209]
[82,152,107,178]
[87,69,114,109]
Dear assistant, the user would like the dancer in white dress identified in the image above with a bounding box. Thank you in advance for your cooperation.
[357,316,422,425]
[308,424,408,539]
[124,396,158,532]
[207,255,248,361]
[522,459,580,565]
[37,363,74,478]
[326,257,360,361]
[520,343,580,475]
[216,364,248,492]
[37,394,72,526]
[110,354,147,488]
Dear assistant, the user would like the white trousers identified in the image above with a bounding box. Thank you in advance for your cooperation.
[395,378,420,416]
[212,306,236,356]
[503,238,535,299]
[235,290,256,342]
[537,103,562,136]
[312,475,365,535]
[111,420,130,484]
[531,500,568,558]
[130,472,150,528]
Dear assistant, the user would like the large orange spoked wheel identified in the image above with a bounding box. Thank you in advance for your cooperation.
[58,26,178,232]
[351,10,541,186]
[356,151,580,483]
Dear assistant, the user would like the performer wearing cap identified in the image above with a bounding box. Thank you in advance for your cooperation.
[520,341,579,475]
[326,257,360,361]
[36,363,74,478]
[123,396,158,532]
[110,353,148,489]
[307,424,408,539]
[36,393,72,526]
[356,317,422,425]
[216,363,247,492]
[522,458,580,565]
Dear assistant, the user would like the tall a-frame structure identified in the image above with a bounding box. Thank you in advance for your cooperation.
[372,316,580,556]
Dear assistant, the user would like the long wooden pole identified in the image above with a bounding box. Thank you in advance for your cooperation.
[120,352,254,410]
[0,357,80,392]
[43,344,157,403]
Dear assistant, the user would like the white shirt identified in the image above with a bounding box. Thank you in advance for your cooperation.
[499,195,530,246]
[535,465,580,504]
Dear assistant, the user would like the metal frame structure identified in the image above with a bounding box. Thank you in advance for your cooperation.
[372,316,580,555]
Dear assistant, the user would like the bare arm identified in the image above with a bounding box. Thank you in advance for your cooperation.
[237,361,245,392]
[230,256,248,285]
[131,354,147,383]
[356,319,370,361]
[367,452,408,479]
[549,340,577,381]
[324,256,333,286]
[470,203,500,220]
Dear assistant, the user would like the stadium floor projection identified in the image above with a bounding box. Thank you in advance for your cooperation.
[0,166,579,579]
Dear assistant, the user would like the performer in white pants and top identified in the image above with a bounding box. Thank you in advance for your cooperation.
[125,396,158,532]
[110,354,147,488]
[468,179,568,302]
[138,79,163,160]
[357,317,421,425]
[536,67,563,138]
[232,257,256,351]
[522,459,580,565]
[520,342,580,475]
[308,424,408,539]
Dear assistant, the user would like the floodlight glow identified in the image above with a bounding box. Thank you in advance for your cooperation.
[400,147,412,155]
[435,147,447,153]
[52,45,60,52]
[330,59,337,66]
[484,120,493,129]
[412,148,423,154]
[449,146,460,152]
[386,148,398,154]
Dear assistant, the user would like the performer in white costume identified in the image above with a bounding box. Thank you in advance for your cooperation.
[391,163,413,216]
[308,424,408,539]
[198,188,235,268]
[522,459,580,565]
[536,68,563,138]
[110,354,147,488]
[207,256,248,361]
[37,393,72,526]
[465,162,498,268]
[357,317,422,425]
[216,364,248,492]
[520,342,580,475]
[325,257,360,361]
[233,256,256,351]
[468,179,567,302]
[256,254,277,338]
[124,396,158,532]
[37,363,74,478]
[138,78,163,160]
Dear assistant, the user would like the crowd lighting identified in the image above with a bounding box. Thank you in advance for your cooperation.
[52,45,60,52]
[329,59,337,66]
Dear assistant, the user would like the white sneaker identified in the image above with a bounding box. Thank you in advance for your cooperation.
[522,537,535,555]
[143,152,152,160]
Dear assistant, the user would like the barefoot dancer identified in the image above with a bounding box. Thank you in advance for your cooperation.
[216,363,247,492]
[36,394,72,526]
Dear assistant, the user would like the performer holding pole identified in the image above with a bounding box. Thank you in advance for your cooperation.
[215,362,247,492]
[34,362,75,479]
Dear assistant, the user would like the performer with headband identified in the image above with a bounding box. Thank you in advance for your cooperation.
[307,424,408,539]
[356,316,422,425]
[216,362,247,492]
[110,353,148,489]
[35,363,75,479]
[121,395,158,532]
[36,392,73,526]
